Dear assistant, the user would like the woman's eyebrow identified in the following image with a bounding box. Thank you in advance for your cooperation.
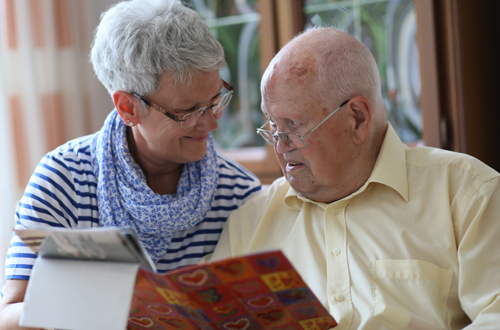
[211,81,224,99]
[179,86,224,112]
[211,91,222,100]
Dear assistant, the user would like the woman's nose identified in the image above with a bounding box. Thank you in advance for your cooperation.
[194,108,218,131]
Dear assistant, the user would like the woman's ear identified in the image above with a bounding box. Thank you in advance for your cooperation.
[113,91,139,126]
[347,96,372,144]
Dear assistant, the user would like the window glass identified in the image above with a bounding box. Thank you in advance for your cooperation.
[184,0,264,148]
[187,0,422,147]
[304,0,421,142]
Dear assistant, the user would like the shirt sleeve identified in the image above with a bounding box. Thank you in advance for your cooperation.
[458,176,500,327]
[5,150,89,280]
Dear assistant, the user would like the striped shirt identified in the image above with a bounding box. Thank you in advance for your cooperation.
[5,134,261,280]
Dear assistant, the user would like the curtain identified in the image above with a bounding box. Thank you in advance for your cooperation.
[0,0,115,286]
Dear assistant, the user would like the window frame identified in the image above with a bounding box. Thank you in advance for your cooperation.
[218,0,304,184]
[222,0,500,181]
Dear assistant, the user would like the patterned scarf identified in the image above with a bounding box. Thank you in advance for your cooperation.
[90,110,219,264]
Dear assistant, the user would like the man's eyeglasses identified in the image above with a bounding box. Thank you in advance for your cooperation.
[257,99,349,149]
[133,80,233,129]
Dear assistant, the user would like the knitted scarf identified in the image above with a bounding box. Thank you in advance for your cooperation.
[90,110,219,263]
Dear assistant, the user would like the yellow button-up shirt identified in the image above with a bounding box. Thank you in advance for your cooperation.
[211,124,500,329]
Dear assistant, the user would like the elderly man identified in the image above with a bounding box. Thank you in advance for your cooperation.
[210,28,500,329]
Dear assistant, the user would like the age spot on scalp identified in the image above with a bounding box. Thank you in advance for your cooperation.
[290,64,308,77]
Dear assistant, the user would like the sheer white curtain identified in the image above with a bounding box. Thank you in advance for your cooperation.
[0,0,115,287]
[0,47,17,289]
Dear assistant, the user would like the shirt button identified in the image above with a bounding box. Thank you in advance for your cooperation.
[332,208,339,215]
[332,248,341,255]
[335,294,344,302]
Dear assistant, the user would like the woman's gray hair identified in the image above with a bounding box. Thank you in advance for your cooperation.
[90,0,225,97]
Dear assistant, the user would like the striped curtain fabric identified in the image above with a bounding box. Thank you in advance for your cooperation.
[2,0,101,187]
[0,0,115,286]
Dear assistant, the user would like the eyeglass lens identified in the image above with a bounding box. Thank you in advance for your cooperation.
[259,130,305,149]
[180,91,232,128]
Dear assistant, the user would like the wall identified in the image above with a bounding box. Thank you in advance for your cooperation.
[457,1,500,171]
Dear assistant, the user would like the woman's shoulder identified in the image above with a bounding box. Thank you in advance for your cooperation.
[34,134,98,192]
[214,153,262,204]
[49,134,95,159]
[42,134,96,170]
[20,133,99,230]
[216,152,260,184]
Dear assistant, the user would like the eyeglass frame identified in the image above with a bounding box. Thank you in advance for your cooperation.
[257,99,350,149]
[132,79,233,126]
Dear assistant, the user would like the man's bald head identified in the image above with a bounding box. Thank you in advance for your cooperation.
[262,28,385,123]
[260,28,388,202]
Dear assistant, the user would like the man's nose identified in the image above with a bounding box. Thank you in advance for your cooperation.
[275,135,295,154]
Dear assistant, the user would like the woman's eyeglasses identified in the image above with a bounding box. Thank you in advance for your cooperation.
[133,80,233,129]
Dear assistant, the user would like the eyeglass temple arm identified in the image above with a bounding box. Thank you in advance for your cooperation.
[222,80,234,92]
[302,99,350,139]
[132,93,182,122]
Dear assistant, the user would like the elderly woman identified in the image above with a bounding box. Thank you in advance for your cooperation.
[0,0,260,327]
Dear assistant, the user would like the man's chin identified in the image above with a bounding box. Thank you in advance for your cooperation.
[286,175,333,202]
[287,175,315,195]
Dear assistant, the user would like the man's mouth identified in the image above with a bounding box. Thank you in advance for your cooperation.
[286,161,304,171]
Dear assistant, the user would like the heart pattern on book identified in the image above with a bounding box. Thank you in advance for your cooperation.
[198,287,222,303]
[232,281,259,293]
[178,269,208,286]
[316,321,331,329]
[128,251,337,330]
[214,261,246,277]
[148,304,172,314]
[158,318,187,330]
[129,317,154,327]
[247,296,273,307]
[295,305,317,317]
[256,256,279,270]
[256,309,285,323]
[223,318,250,330]
[280,289,308,301]
[280,326,300,330]
[301,317,338,330]
[213,303,235,313]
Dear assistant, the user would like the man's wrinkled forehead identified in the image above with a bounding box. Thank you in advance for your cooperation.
[264,49,317,81]
[261,50,319,106]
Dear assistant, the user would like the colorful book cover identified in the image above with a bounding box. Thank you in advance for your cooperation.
[127,250,337,330]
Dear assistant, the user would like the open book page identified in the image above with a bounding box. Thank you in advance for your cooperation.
[128,250,337,330]
[15,227,156,272]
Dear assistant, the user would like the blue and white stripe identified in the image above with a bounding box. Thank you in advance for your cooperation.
[5,136,261,279]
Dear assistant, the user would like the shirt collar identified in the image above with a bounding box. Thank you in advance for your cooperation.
[284,123,408,209]
[367,123,409,202]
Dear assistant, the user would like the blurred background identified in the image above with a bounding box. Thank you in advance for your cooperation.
[1,0,499,286]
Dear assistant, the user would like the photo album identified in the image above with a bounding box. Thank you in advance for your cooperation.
[15,228,337,330]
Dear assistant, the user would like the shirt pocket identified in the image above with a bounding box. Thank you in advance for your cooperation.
[371,259,453,330]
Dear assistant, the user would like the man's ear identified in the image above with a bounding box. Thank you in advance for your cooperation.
[113,90,140,126]
[347,96,372,144]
